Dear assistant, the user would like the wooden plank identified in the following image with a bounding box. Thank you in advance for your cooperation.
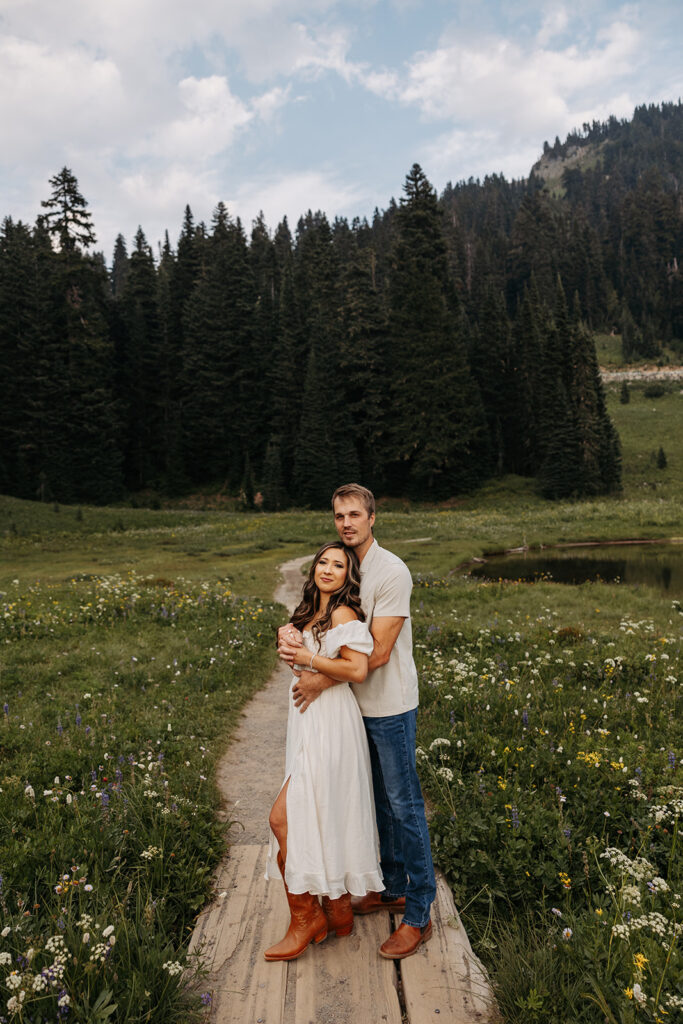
[190,845,289,1024]
[293,912,402,1024]
[401,872,496,1024]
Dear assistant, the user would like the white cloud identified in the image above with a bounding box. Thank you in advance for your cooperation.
[0,35,126,160]
[231,169,367,230]
[537,7,570,47]
[399,19,641,130]
[139,76,254,161]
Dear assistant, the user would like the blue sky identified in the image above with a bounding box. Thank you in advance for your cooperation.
[1,1,681,260]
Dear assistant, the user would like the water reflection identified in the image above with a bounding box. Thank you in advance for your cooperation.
[468,543,683,596]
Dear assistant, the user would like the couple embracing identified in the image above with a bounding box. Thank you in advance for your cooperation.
[264,483,436,962]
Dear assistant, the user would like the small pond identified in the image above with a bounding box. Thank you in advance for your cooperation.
[468,543,683,597]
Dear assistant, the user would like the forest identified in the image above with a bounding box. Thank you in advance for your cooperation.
[1,101,681,508]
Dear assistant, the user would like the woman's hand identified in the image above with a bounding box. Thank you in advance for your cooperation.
[291,644,315,668]
[277,624,303,666]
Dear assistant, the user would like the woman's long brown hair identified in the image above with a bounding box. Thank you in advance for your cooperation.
[290,542,365,642]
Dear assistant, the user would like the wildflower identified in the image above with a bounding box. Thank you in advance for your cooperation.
[162,960,184,976]
[551,908,562,917]
[632,983,646,1005]
[633,953,648,970]
[102,925,114,938]
[24,784,35,800]
[562,928,573,940]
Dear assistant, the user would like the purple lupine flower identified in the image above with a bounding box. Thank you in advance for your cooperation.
[563,828,571,839]
[3,702,8,716]
[668,751,676,769]
[75,713,82,727]
[511,806,520,830]
[522,709,529,727]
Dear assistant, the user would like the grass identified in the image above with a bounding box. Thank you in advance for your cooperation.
[0,376,680,1020]
[0,573,280,1021]
[595,334,683,368]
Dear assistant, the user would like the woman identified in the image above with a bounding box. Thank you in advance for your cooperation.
[264,541,382,961]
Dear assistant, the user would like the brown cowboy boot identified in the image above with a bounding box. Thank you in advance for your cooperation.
[264,850,328,961]
[321,893,354,937]
[350,891,406,914]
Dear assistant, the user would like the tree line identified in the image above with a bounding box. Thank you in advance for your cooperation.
[4,101,681,508]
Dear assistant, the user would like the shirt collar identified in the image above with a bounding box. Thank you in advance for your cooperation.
[359,538,378,575]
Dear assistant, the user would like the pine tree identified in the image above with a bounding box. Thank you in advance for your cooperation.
[40,167,97,253]
[119,227,164,489]
[469,288,513,473]
[338,238,388,489]
[180,203,256,486]
[386,164,489,498]
[32,171,123,501]
[110,234,129,298]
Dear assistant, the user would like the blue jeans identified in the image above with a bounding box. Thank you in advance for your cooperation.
[363,709,436,928]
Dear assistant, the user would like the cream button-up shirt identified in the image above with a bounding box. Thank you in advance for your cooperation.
[351,539,419,718]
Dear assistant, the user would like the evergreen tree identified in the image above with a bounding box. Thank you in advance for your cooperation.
[119,226,165,489]
[27,170,123,502]
[110,234,129,298]
[40,167,97,253]
[338,238,388,489]
[180,203,256,486]
[469,287,513,473]
[261,435,288,510]
[386,164,489,498]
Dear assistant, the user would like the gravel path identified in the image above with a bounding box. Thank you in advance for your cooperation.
[216,555,310,845]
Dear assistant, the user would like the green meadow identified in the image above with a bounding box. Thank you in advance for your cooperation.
[0,380,681,1021]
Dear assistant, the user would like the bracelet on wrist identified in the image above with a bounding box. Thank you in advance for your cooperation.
[309,653,315,669]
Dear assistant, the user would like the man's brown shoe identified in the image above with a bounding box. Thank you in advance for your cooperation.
[350,892,406,915]
[379,920,432,959]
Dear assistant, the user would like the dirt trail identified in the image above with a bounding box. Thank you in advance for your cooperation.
[215,555,309,844]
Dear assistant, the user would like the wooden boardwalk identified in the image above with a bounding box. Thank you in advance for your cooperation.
[190,846,495,1023]
[189,557,497,1023]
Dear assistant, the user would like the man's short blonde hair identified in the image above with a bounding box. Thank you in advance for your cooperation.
[331,483,376,517]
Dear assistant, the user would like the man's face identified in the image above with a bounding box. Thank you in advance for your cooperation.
[333,496,375,549]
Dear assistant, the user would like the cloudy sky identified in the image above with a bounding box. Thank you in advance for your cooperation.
[1,0,681,260]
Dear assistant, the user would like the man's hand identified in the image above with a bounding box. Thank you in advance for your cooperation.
[292,670,331,712]
[277,624,303,666]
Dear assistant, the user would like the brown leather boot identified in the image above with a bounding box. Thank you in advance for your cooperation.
[379,920,433,959]
[350,891,406,915]
[264,852,328,961]
[321,893,354,937]
[264,889,328,961]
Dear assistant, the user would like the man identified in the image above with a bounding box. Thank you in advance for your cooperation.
[278,483,436,958]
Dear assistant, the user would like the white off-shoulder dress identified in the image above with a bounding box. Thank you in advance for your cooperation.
[265,620,383,899]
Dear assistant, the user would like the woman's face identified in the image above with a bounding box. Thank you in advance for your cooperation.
[313,547,348,595]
